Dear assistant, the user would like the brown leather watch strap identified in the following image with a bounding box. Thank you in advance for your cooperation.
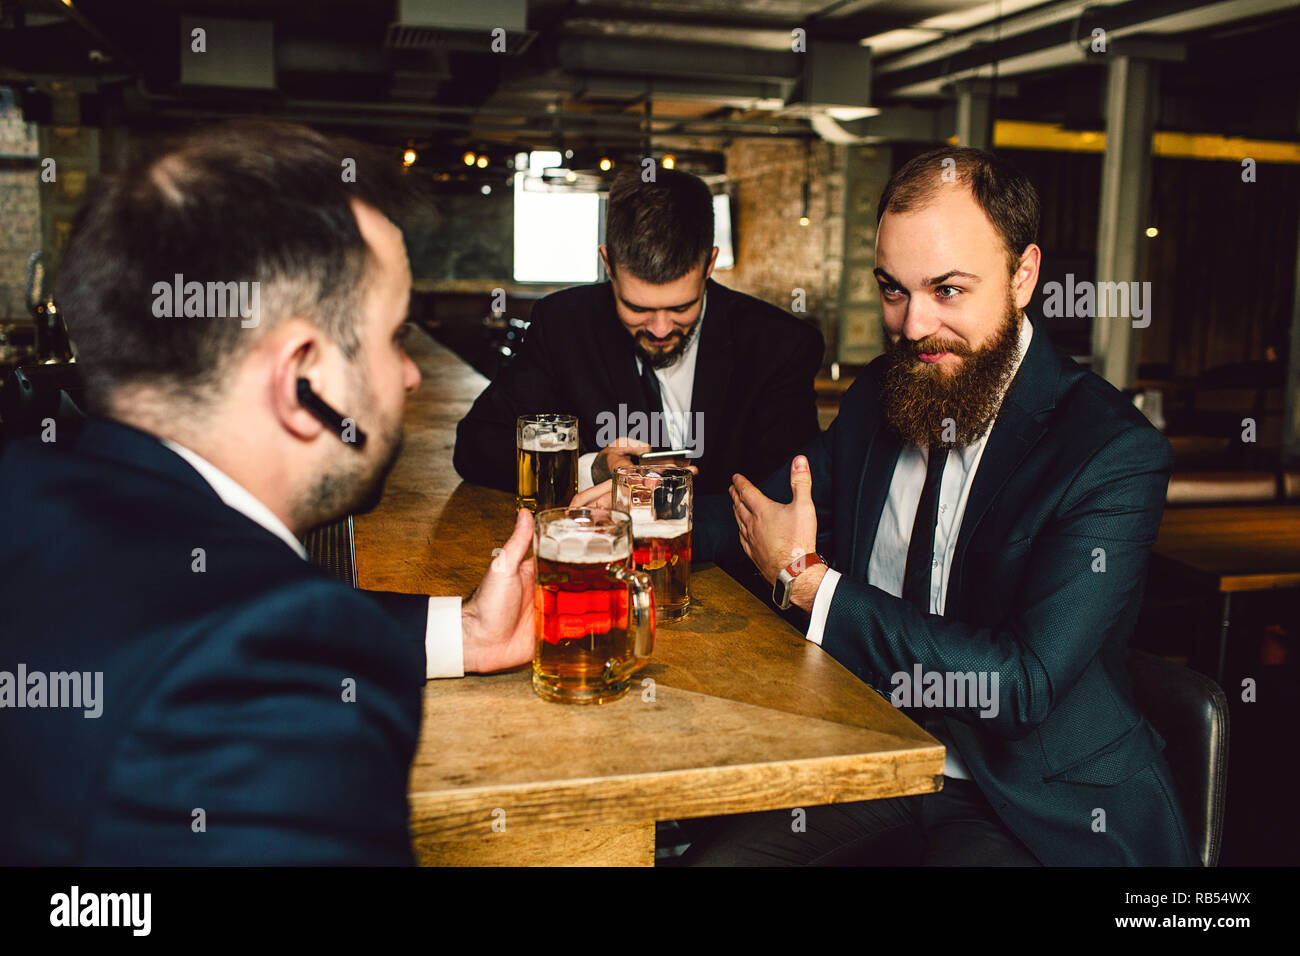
[784,551,826,577]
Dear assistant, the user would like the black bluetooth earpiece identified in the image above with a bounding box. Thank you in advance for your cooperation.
[296,377,368,450]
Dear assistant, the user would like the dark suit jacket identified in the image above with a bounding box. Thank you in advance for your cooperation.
[696,319,1198,866]
[453,278,824,495]
[0,419,431,865]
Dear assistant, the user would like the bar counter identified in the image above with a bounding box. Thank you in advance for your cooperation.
[354,327,944,865]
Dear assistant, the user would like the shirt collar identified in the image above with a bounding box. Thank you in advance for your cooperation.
[161,439,309,560]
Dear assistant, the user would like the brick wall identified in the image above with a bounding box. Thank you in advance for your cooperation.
[720,139,894,367]
[0,91,39,319]
[720,139,844,344]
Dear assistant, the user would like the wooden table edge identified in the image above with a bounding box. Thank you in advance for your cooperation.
[409,745,946,843]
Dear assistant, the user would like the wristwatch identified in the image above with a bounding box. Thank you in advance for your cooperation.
[773,552,827,610]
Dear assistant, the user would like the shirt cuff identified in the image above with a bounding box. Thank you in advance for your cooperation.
[425,596,465,678]
[805,567,841,647]
[577,451,599,492]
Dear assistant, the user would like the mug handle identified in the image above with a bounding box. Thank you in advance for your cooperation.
[607,564,655,673]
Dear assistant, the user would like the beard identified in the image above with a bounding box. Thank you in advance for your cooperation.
[881,294,1024,447]
[298,421,405,532]
[635,317,700,370]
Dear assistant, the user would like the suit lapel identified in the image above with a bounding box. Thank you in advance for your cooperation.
[591,283,653,419]
[944,319,1060,615]
[688,280,734,468]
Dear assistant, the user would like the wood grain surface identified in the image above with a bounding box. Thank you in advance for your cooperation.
[356,329,943,865]
[1154,504,1300,592]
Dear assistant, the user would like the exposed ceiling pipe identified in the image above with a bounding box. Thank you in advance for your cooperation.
[124,83,816,136]
[874,0,1293,97]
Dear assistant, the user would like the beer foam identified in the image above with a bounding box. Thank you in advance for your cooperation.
[538,528,631,564]
[520,436,578,452]
[632,519,690,539]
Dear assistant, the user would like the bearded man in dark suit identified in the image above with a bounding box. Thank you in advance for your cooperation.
[676,147,1197,866]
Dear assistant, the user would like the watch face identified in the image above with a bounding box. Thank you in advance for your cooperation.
[773,571,794,610]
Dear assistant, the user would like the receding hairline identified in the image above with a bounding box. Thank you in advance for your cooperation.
[878,181,1024,269]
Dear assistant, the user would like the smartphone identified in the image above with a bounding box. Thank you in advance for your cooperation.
[639,449,692,464]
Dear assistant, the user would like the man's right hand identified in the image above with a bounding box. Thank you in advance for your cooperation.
[461,508,535,673]
[590,437,652,485]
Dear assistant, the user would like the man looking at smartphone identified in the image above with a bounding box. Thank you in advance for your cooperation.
[453,167,825,496]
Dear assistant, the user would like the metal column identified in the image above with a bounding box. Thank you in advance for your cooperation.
[953,79,993,150]
[1284,192,1300,466]
[1092,56,1158,389]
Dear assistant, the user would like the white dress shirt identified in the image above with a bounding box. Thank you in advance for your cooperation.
[577,293,707,489]
[162,439,464,679]
[806,316,1035,778]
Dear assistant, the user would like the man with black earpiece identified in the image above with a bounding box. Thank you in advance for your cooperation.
[0,120,535,865]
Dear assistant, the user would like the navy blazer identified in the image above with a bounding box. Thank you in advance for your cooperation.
[453,278,825,495]
[696,319,1199,866]
[0,419,431,865]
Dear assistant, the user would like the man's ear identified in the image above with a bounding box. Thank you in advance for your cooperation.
[704,246,719,280]
[266,319,329,441]
[598,245,613,279]
[1012,243,1042,310]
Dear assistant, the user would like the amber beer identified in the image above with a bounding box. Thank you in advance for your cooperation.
[516,414,578,511]
[632,520,691,623]
[615,466,693,623]
[533,508,654,704]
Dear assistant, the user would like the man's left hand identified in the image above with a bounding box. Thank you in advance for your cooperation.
[730,455,819,588]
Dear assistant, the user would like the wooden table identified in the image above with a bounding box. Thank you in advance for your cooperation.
[1152,504,1300,683]
[354,329,943,865]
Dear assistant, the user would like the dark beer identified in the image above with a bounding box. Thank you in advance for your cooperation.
[632,521,691,622]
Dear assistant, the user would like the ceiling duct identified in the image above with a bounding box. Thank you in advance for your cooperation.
[180,17,274,90]
[386,0,535,55]
[785,40,879,142]
[791,40,873,113]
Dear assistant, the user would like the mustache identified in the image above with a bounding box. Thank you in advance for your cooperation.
[637,330,683,345]
[904,339,971,358]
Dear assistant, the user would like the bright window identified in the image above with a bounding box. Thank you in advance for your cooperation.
[513,163,601,284]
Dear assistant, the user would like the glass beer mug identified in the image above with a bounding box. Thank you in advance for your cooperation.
[614,465,693,623]
[516,414,578,511]
[533,508,655,704]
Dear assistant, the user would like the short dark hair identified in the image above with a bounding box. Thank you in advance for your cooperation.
[56,119,405,414]
[604,167,714,283]
[877,147,1040,273]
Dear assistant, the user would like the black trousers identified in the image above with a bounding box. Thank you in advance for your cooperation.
[678,776,1042,866]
